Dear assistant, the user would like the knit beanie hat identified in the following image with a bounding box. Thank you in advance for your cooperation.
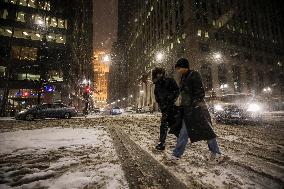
[175,58,189,68]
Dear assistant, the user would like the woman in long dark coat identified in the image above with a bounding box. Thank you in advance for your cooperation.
[170,58,226,163]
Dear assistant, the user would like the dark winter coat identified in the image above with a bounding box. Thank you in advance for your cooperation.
[154,77,179,113]
[170,70,216,143]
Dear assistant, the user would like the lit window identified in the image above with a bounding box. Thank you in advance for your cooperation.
[205,31,209,38]
[56,34,66,44]
[31,33,42,41]
[16,12,25,22]
[212,20,216,26]
[177,37,180,43]
[0,9,9,19]
[0,27,12,37]
[14,29,25,38]
[19,0,27,6]
[50,18,57,27]
[64,20,68,29]
[58,19,64,28]
[182,33,186,39]
[171,43,174,49]
[11,46,38,61]
[218,21,222,28]
[197,29,202,36]
[45,17,50,27]
[28,0,35,8]
[44,2,51,11]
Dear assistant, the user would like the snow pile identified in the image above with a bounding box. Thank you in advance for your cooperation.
[0,127,128,189]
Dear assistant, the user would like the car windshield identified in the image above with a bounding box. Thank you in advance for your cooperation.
[220,94,254,104]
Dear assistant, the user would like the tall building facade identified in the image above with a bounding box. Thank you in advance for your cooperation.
[113,0,284,110]
[93,51,109,109]
[0,0,93,114]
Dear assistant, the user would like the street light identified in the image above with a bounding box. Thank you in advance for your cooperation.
[156,52,164,61]
[213,52,222,60]
[263,87,272,93]
[102,54,111,62]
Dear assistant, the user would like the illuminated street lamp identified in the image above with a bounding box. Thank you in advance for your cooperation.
[213,52,222,60]
[156,52,164,61]
[102,54,111,62]
[263,87,272,93]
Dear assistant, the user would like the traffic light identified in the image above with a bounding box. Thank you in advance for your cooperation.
[23,91,29,97]
[85,86,91,93]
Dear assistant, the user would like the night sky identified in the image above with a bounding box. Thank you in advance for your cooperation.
[93,0,117,52]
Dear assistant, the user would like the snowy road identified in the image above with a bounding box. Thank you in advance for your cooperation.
[0,114,283,189]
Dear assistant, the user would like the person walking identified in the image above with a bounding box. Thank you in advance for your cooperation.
[152,67,180,151]
[171,58,226,163]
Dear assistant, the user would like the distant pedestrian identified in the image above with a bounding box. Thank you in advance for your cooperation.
[171,58,227,163]
[152,67,179,151]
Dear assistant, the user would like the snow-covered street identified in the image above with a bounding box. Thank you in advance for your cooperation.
[0,114,283,189]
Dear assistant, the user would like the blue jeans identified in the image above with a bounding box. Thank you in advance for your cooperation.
[173,120,221,158]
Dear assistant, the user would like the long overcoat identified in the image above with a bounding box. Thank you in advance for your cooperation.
[170,70,216,143]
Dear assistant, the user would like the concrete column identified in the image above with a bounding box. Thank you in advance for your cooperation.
[211,63,220,96]
[226,63,235,94]
[240,65,248,94]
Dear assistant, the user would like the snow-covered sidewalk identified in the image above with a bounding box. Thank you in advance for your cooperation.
[0,126,128,189]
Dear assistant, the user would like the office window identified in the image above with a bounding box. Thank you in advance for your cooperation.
[48,70,63,82]
[44,2,51,11]
[11,46,38,61]
[55,34,66,44]
[205,31,209,38]
[13,28,29,39]
[0,27,12,37]
[30,32,42,41]
[27,0,35,8]
[197,29,202,36]
[9,0,18,4]
[16,12,25,22]
[47,33,56,42]
[50,18,57,27]
[0,66,6,77]
[0,9,8,19]
[58,19,64,28]
[18,73,40,80]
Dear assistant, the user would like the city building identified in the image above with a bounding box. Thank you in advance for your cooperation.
[112,0,284,110]
[0,0,93,115]
[93,51,109,109]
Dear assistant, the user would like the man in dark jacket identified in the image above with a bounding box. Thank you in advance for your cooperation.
[171,58,226,163]
[152,67,179,150]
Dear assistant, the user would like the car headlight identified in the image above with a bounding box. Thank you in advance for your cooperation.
[247,103,261,112]
[19,110,26,114]
[214,104,224,111]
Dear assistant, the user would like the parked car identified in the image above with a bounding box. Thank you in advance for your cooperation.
[15,103,77,121]
[212,94,264,123]
[125,106,136,114]
[93,108,100,113]
[110,107,123,115]
[137,106,153,113]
